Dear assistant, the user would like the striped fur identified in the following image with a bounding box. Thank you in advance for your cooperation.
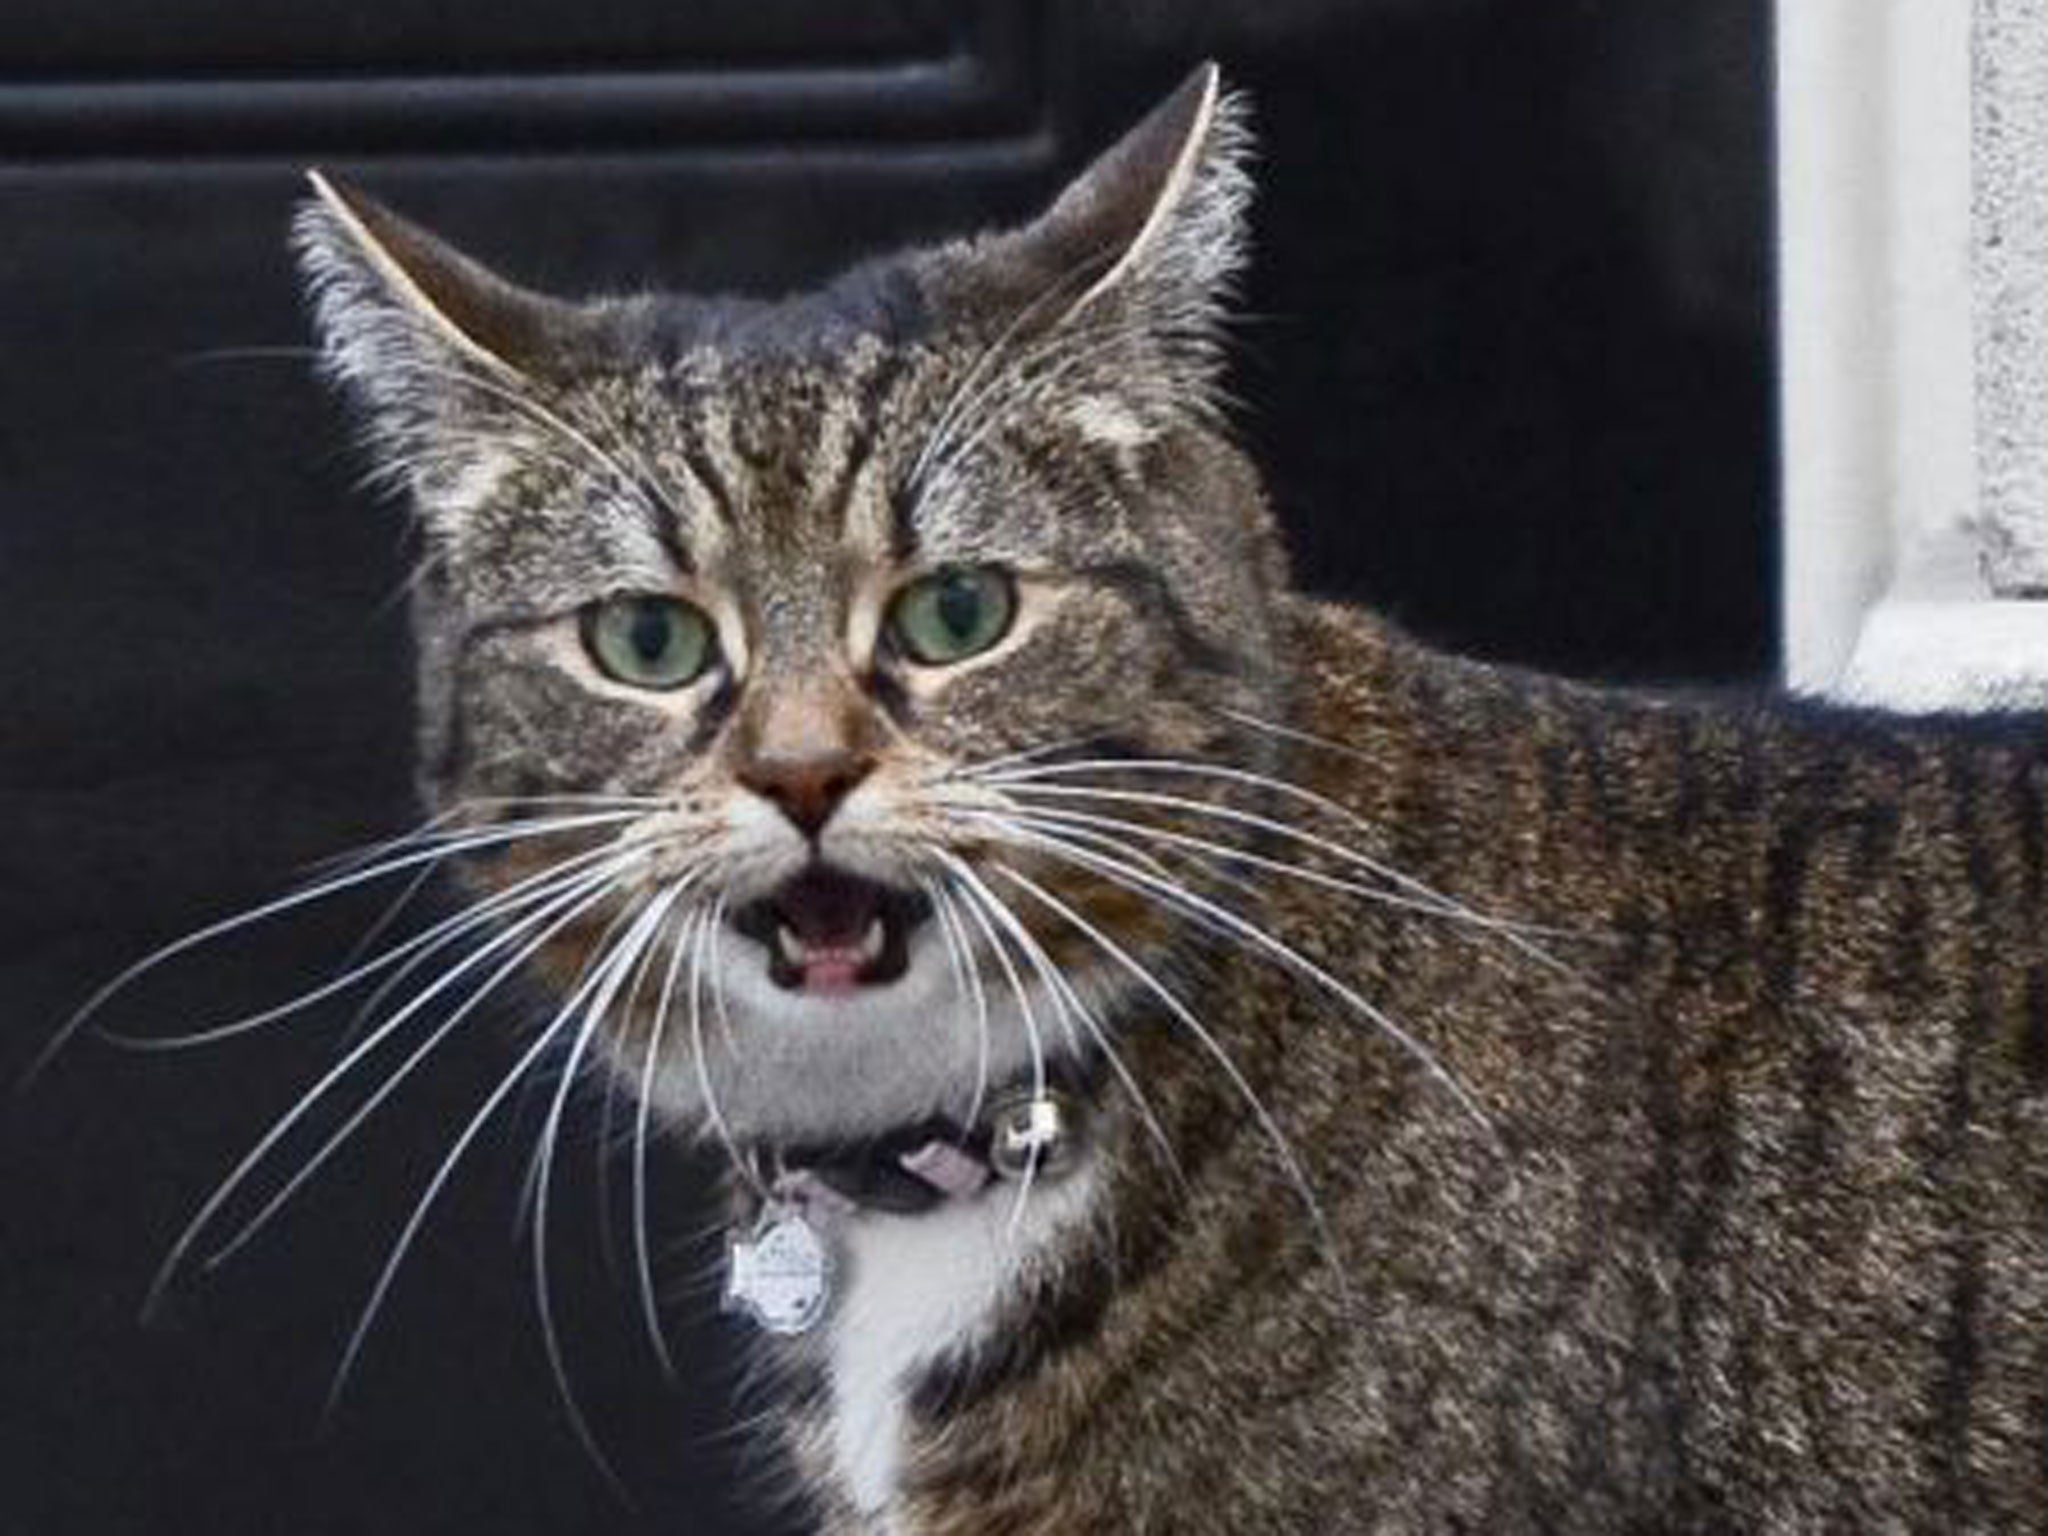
[295,63,2048,1534]
[866,605,2048,1532]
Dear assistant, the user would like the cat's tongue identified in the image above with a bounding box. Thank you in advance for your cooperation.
[734,866,929,996]
[772,869,887,995]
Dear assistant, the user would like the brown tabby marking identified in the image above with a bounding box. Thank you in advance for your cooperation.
[287,62,2048,1535]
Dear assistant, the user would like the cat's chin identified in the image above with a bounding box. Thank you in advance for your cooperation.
[624,916,1082,1146]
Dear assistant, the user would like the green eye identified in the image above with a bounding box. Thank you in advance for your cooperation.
[581,595,717,690]
[887,566,1017,666]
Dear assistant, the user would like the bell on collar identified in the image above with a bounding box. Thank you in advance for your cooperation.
[986,1088,1084,1182]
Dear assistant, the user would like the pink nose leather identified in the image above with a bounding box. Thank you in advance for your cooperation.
[740,752,872,837]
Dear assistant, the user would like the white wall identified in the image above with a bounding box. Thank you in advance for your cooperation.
[1778,0,2048,709]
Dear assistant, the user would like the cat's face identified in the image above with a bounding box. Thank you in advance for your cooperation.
[299,67,1284,1143]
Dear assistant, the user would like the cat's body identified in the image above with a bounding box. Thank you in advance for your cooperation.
[780,598,2048,1533]
[280,63,2048,1535]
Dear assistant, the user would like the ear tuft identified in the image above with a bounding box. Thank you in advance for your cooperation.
[1052,62,1254,330]
[928,63,1256,423]
[292,172,571,403]
[292,174,606,513]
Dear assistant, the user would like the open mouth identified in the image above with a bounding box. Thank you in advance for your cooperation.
[731,866,934,995]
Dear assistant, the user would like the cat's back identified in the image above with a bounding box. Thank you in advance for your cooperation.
[1266,595,2048,1530]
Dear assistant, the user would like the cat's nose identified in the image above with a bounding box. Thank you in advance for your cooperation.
[741,751,874,838]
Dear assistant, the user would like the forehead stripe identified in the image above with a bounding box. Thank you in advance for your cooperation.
[630,470,698,575]
[825,349,911,548]
[673,426,741,532]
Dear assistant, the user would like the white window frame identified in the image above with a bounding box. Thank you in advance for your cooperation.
[1779,0,2048,710]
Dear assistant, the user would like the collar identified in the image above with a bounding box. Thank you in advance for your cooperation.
[760,1078,1092,1220]
[724,1076,1096,1336]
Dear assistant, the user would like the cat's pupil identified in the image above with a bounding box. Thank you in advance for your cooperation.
[936,577,981,641]
[629,603,672,662]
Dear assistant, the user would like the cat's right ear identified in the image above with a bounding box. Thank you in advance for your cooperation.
[919,64,1252,435]
[292,173,586,480]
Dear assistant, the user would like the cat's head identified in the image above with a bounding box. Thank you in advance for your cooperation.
[295,65,1288,1144]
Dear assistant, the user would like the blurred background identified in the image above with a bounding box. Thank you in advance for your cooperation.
[0,4,1771,1532]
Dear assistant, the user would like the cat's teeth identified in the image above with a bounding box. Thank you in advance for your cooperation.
[856,916,886,963]
[771,917,885,972]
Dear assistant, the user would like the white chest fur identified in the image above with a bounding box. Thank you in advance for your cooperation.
[824,1165,1099,1527]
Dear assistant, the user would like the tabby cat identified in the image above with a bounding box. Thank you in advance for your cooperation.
[278,64,2047,1533]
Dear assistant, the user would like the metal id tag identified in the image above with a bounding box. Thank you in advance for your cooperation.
[724,1204,833,1337]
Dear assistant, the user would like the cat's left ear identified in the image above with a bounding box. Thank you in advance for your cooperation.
[930,63,1252,417]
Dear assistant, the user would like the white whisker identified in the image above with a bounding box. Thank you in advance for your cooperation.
[972,757,1577,955]
[943,859,1187,1198]
[932,852,1048,1241]
[980,819,1499,1141]
[155,851,648,1314]
[630,899,694,1381]
[528,886,678,1496]
[109,833,651,1054]
[921,314,1153,493]
[930,734,1107,786]
[922,876,993,1134]
[392,353,681,534]
[689,896,764,1199]
[708,895,743,1054]
[32,809,646,1083]
[905,257,1111,496]
[956,795,1554,960]
[324,871,657,1417]
[990,859,1330,1266]
[306,801,655,879]
[592,902,676,1284]
[330,858,443,981]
